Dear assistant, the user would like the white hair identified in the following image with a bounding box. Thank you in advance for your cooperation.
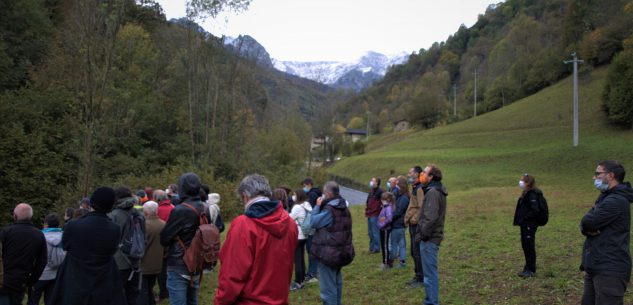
[237,174,272,199]
[143,201,158,215]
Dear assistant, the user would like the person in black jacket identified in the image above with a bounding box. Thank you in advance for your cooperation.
[580,161,633,305]
[390,177,410,268]
[50,187,127,305]
[513,173,543,278]
[160,173,209,305]
[0,203,47,305]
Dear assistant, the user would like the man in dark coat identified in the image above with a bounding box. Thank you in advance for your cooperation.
[580,160,633,305]
[0,203,47,305]
[50,187,127,305]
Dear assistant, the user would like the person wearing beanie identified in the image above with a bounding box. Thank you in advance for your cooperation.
[50,187,127,305]
[160,173,208,305]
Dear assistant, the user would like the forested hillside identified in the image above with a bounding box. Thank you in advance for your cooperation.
[340,0,633,132]
[0,0,338,224]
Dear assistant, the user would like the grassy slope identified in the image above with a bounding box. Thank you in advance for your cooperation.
[191,68,632,305]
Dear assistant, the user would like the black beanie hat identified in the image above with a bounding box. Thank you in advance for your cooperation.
[90,187,116,213]
[178,172,202,200]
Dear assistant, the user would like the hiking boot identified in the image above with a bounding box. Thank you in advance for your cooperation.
[290,282,304,291]
[517,270,536,278]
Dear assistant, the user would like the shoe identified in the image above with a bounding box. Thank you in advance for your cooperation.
[305,275,319,284]
[290,282,304,291]
[517,270,536,278]
[406,279,424,288]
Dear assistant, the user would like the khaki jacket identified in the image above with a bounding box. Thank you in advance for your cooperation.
[404,184,424,226]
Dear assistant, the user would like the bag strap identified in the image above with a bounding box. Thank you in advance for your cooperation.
[181,203,208,225]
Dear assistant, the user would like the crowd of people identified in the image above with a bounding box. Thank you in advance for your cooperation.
[0,160,631,305]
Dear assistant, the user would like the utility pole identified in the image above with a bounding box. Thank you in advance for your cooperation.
[453,84,457,117]
[473,69,479,117]
[564,52,583,147]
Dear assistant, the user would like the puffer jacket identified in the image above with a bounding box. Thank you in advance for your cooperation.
[580,182,633,281]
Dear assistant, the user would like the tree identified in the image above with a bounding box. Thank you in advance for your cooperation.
[602,48,633,129]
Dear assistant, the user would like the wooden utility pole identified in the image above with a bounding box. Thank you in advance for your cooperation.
[564,52,583,147]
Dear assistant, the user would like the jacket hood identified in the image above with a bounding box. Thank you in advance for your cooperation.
[611,182,633,202]
[325,196,347,210]
[43,229,63,246]
[178,172,202,200]
[427,181,448,196]
[115,196,137,209]
[247,203,291,238]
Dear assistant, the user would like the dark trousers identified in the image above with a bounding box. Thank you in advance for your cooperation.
[158,260,168,299]
[306,235,318,277]
[119,269,140,305]
[294,239,307,284]
[380,229,392,266]
[0,292,24,305]
[520,225,537,272]
[409,225,423,281]
[137,274,157,305]
[27,279,55,305]
[581,273,627,305]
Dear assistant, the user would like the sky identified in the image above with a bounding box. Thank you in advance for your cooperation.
[156,0,499,62]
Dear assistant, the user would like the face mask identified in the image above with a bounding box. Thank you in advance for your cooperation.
[408,177,414,184]
[381,200,389,206]
[291,195,297,202]
[369,181,375,188]
[594,178,609,191]
[518,180,526,190]
[419,173,429,185]
[386,182,392,189]
[303,187,309,193]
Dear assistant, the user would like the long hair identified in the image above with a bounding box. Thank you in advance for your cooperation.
[521,173,536,196]
[397,176,410,199]
[272,188,289,211]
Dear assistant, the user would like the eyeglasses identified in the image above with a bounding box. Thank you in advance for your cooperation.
[594,171,607,176]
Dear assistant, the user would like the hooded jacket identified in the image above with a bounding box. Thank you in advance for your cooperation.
[108,196,145,270]
[580,182,633,281]
[416,181,448,245]
[215,200,298,305]
[157,199,174,222]
[39,228,64,281]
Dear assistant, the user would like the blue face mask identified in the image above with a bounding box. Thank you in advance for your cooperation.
[386,182,392,189]
[303,187,309,193]
[594,178,609,191]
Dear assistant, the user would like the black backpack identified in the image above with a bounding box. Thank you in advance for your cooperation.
[535,193,549,226]
[120,209,146,261]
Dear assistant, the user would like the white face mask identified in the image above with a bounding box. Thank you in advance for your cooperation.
[518,180,526,190]
[291,195,297,202]
[381,200,389,206]
[594,178,609,191]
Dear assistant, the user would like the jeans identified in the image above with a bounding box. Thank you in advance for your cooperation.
[306,235,319,277]
[294,239,307,284]
[27,279,56,305]
[520,225,537,272]
[581,273,627,305]
[367,216,380,252]
[120,269,141,305]
[409,225,423,281]
[317,263,342,305]
[390,228,406,262]
[138,274,157,305]
[420,241,439,305]
[166,271,199,305]
[380,229,392,265]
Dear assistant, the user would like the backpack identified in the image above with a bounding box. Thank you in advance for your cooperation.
[300,206,314,236]
[120,209,146,261]
[535,193,549,226]
[377,204,393,230]
[177,203,221,275]
[47,242,65,269]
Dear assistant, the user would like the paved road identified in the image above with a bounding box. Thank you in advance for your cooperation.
[340,186,367,206]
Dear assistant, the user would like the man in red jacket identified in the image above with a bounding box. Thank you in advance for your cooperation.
[215,174,298,305]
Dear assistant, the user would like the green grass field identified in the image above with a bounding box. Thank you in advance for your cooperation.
[183,67,633,305]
